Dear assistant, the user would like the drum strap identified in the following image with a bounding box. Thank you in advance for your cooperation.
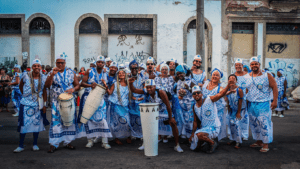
[28,71,42,101]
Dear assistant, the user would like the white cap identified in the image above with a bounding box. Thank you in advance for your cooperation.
[193,55,202,61]
[250,56,259,64]
[32,59,41,67]
[235,58,243,64]
[56,53,67,61]
[192,85,201,93]
[145,79,156,86]
[97,55,105,62]
[105,57,112,62]
[169,58,177,63]
[109,61,118,68]
[147,56,155,64]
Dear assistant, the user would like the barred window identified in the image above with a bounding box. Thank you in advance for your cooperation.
[232,22,254,34]
[187,19,207,32]
[108,18,153,35]
[79,17,101,34]
[267,23,300,35]
[29,17,50,34]
[0,18,21,34]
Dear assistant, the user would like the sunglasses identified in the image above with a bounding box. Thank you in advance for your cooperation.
[147,63,154,66]
[194,60,202,63]
[131,67,139,70]
[193,91,201,95]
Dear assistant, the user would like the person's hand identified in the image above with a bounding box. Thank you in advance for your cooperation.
[271,101,277,110]
[43,106,46,114]
[65,88,75,94]
[184,84,189,89]
[191,65,197,71]
[52,67,61,75]
[128,78,136,84]
[189,133,195,142]
[198,83,203,87]
[101,79,107,88]
[132,97,136,100]
[236,112,242,120]
[168,117,177,126]
[103,68,106,73]
[91,82,97,89]
[138,98,144,101]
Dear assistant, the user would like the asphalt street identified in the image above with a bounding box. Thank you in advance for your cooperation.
[0,102,300,169]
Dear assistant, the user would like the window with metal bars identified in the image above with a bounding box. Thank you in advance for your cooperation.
[232,22,254,34]
[187,19,207,32]
[108,18,153,35]
[29,17,50,34]
[79,17,101,34]
[267,23,300,35]
[0,18,21,34]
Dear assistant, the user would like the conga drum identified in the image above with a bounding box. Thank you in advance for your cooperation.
[58,93,75,127]
[139,103,159,156]
[80,84,106,124]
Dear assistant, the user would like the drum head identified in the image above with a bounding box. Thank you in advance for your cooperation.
[97,84,106,90]
[59,93,73,100]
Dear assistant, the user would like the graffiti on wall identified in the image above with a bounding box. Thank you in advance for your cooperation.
[110,34,152,64]
[0,57,18,75]
[268,43,287,54]
[82,57,96,64]
[266,58,299,88]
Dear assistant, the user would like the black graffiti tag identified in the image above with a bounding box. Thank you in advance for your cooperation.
[117,35,130,46]
[82,57,96,64]
[135,35,145,45]
[268,43,287,54]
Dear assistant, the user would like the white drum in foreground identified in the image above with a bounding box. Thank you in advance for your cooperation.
[58,93,75,127]
[81,84,106,124]
[78,87,85,99]
[139,103,159,156]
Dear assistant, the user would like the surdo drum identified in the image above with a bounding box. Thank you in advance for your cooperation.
[80,84,106,124]
[139,103,159,156]
[58,93,75,127]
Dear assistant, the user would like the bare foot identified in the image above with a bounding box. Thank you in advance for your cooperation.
[126,137,132,144]
[115,139,123,145]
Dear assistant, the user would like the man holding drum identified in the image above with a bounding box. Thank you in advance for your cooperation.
[79,55,112,149]
[129,79,183,153]
[45,53,81,153]
[14,59,49,153]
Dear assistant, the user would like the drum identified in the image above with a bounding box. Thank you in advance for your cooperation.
[58,93,75,127]
[78,87,85,99]
[139,103,159,156]
[80,84,106,124]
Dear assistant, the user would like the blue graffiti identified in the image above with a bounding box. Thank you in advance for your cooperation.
[268,59,298,88]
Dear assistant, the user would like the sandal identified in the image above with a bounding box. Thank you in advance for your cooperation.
[47,146,57,153]
[260,147,269,153]
[65,144,75,150]
[227,141,236,146]
[207,141,218,154]
[234,143,241,149]
[115,139,123,145]
[250,143,262,148]
[126,138,132,144]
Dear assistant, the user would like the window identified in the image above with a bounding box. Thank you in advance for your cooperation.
[108,18,153,35]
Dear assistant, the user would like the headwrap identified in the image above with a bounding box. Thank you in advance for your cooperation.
[243,65,250,72]
[211,68,223,78]
[32,59,41,67]
[278,69,284,75]
[235,58,243,64]
[160,63,169,72]
[169,58,177,63]
[97,55,105,62]
[90,61,96,65]
[175,64,189,75]
[129,60,139,69]
[140,63,146,70]
[147,56,155,64]
[192,85,201,93]
[56,53,67,61]
[109,61,118,68]
[193,55,202,61]
[145,79,156,86]
[14,64,21,69]
[250,56,259,64]
[105,57,112,62]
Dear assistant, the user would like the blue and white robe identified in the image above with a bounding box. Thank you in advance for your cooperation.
[176,77,196,138]
[144,90,173,136]
[245,72,273,144]
[155,76,184,135]
[129,74,145,138]
[190,97,221,150]
[190,71,206,86]
[11,72,22,114]
[78,68,112,139]
[227,87,246,143]
[108,82,131,138]
[49,68,81,147]
[236,74,249,139]
[202,81,227,141]
[18,73,49,134]
[275,76,289,111]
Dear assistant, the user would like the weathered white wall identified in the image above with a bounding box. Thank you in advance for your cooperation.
[265,58,300,88]
[186,29,196,67]
[0,35,22,65]
[1,0,222,70]
[108,35,152,64]
[29,35,51,66]
[79,34,101,68]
